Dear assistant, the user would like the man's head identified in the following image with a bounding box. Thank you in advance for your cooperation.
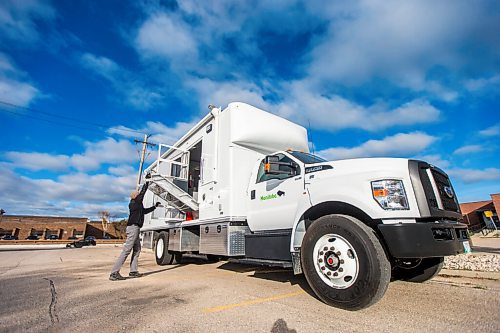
[130,191,140,200]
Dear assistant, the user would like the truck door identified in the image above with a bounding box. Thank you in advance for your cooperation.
[247,153,307,231]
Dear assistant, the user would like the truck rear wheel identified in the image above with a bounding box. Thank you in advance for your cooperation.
[393,257,444,282]
[155,232,175,265]
[301,214,390,310]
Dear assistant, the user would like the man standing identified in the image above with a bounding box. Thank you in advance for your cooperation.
[109,180,160,281]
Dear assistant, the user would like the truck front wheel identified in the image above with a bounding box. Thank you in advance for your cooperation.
[155,232,175,265]
[392,257,444,282]
[301,214,390,310]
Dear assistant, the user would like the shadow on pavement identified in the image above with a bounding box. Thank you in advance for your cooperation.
[142,265,186,277]
[217,262,317,299]
[271,319,297,333]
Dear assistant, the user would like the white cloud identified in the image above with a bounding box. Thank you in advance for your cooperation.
[448,168,500,183]
[135,13,198,60]
[479,124,500,137]
[453,144,484,155]
[80,53,120,81]
[108,120,199,146]
[273,81,440,131]
[318,132,437,160]
[414,154,450,169]
[0,166,135,218]
[80,52,164,110]
[0,52,39,106]
[186,78,270,112]
[108,165,136,177]
[4,152,70,171]
[306,1,498,93]
[5,138,137,172]
[0,0,55,45]
[71,138,137,171]
[464,75,500,92]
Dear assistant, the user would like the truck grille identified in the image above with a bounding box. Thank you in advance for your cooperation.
[411,160,462,219]
[430,169,460,213]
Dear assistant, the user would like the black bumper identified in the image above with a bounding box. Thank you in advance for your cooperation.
[378,221,470,258]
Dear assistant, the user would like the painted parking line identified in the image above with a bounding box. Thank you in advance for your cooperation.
[203,290,306,313]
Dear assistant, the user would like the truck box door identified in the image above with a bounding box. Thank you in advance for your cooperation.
[247,154,307,231]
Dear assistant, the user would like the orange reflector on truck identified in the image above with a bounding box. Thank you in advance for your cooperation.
[373,189,389,197]
[264,163,271,172]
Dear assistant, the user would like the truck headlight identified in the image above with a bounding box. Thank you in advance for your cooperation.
[371,180,409,210]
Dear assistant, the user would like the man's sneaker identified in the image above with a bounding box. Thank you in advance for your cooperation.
[129,271,144,278]
[109,272,125,281]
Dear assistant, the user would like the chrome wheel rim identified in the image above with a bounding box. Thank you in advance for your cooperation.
[312,234,359,289]
[156,238,164,259]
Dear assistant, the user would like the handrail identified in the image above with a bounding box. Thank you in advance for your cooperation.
[153,143,190,181]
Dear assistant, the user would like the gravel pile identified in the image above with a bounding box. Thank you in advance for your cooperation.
[444,253,500,272]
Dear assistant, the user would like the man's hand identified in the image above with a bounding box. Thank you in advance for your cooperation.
[145,172,152,179]
[155,202,161,207]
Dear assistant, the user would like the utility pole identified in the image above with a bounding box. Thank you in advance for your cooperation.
[134,134,156,189]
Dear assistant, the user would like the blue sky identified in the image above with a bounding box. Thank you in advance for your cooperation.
[0,0,499,219]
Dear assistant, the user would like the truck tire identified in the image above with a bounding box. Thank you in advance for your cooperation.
[393,257,444,283]
[301,214,390,310]
[155,232,175,266]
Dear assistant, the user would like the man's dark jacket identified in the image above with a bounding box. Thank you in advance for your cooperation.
[127,182,156,228]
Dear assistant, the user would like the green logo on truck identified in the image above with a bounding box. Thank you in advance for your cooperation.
[260,194,277,201]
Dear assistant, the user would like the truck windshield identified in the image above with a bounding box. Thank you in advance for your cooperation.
[288,151,327,164]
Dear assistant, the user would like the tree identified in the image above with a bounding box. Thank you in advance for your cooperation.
[98,210,110,238]
[112,219,128,239]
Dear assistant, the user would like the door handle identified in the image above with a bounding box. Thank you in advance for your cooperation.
[250,190,255,200]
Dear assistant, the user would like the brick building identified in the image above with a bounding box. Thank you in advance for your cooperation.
[0,215,125,240]
[460,193,500,230]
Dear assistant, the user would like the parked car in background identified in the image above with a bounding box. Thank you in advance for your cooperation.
[1,235,18,240]
[25,235,39,240]
[45,235,59,240]
[66,238,96,248]
[85,236,96,242]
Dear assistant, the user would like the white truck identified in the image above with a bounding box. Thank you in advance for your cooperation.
[140,102,470,310]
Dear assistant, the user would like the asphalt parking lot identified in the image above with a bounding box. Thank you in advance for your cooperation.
[0,245,498,333]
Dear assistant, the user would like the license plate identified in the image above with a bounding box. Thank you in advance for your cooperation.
[462,241,471,254]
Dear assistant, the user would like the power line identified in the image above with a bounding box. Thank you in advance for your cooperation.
[0,100,146,136]
[0,107,112,134]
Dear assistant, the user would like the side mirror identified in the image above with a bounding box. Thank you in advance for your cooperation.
[264,156,296,176]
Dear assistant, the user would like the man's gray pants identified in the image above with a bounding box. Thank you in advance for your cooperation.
[111,225,141,274]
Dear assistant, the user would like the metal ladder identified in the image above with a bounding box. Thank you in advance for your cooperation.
[145,143,199,213]
[148,174,199,212]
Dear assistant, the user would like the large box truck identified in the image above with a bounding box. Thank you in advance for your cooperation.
[140,102,470,310]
